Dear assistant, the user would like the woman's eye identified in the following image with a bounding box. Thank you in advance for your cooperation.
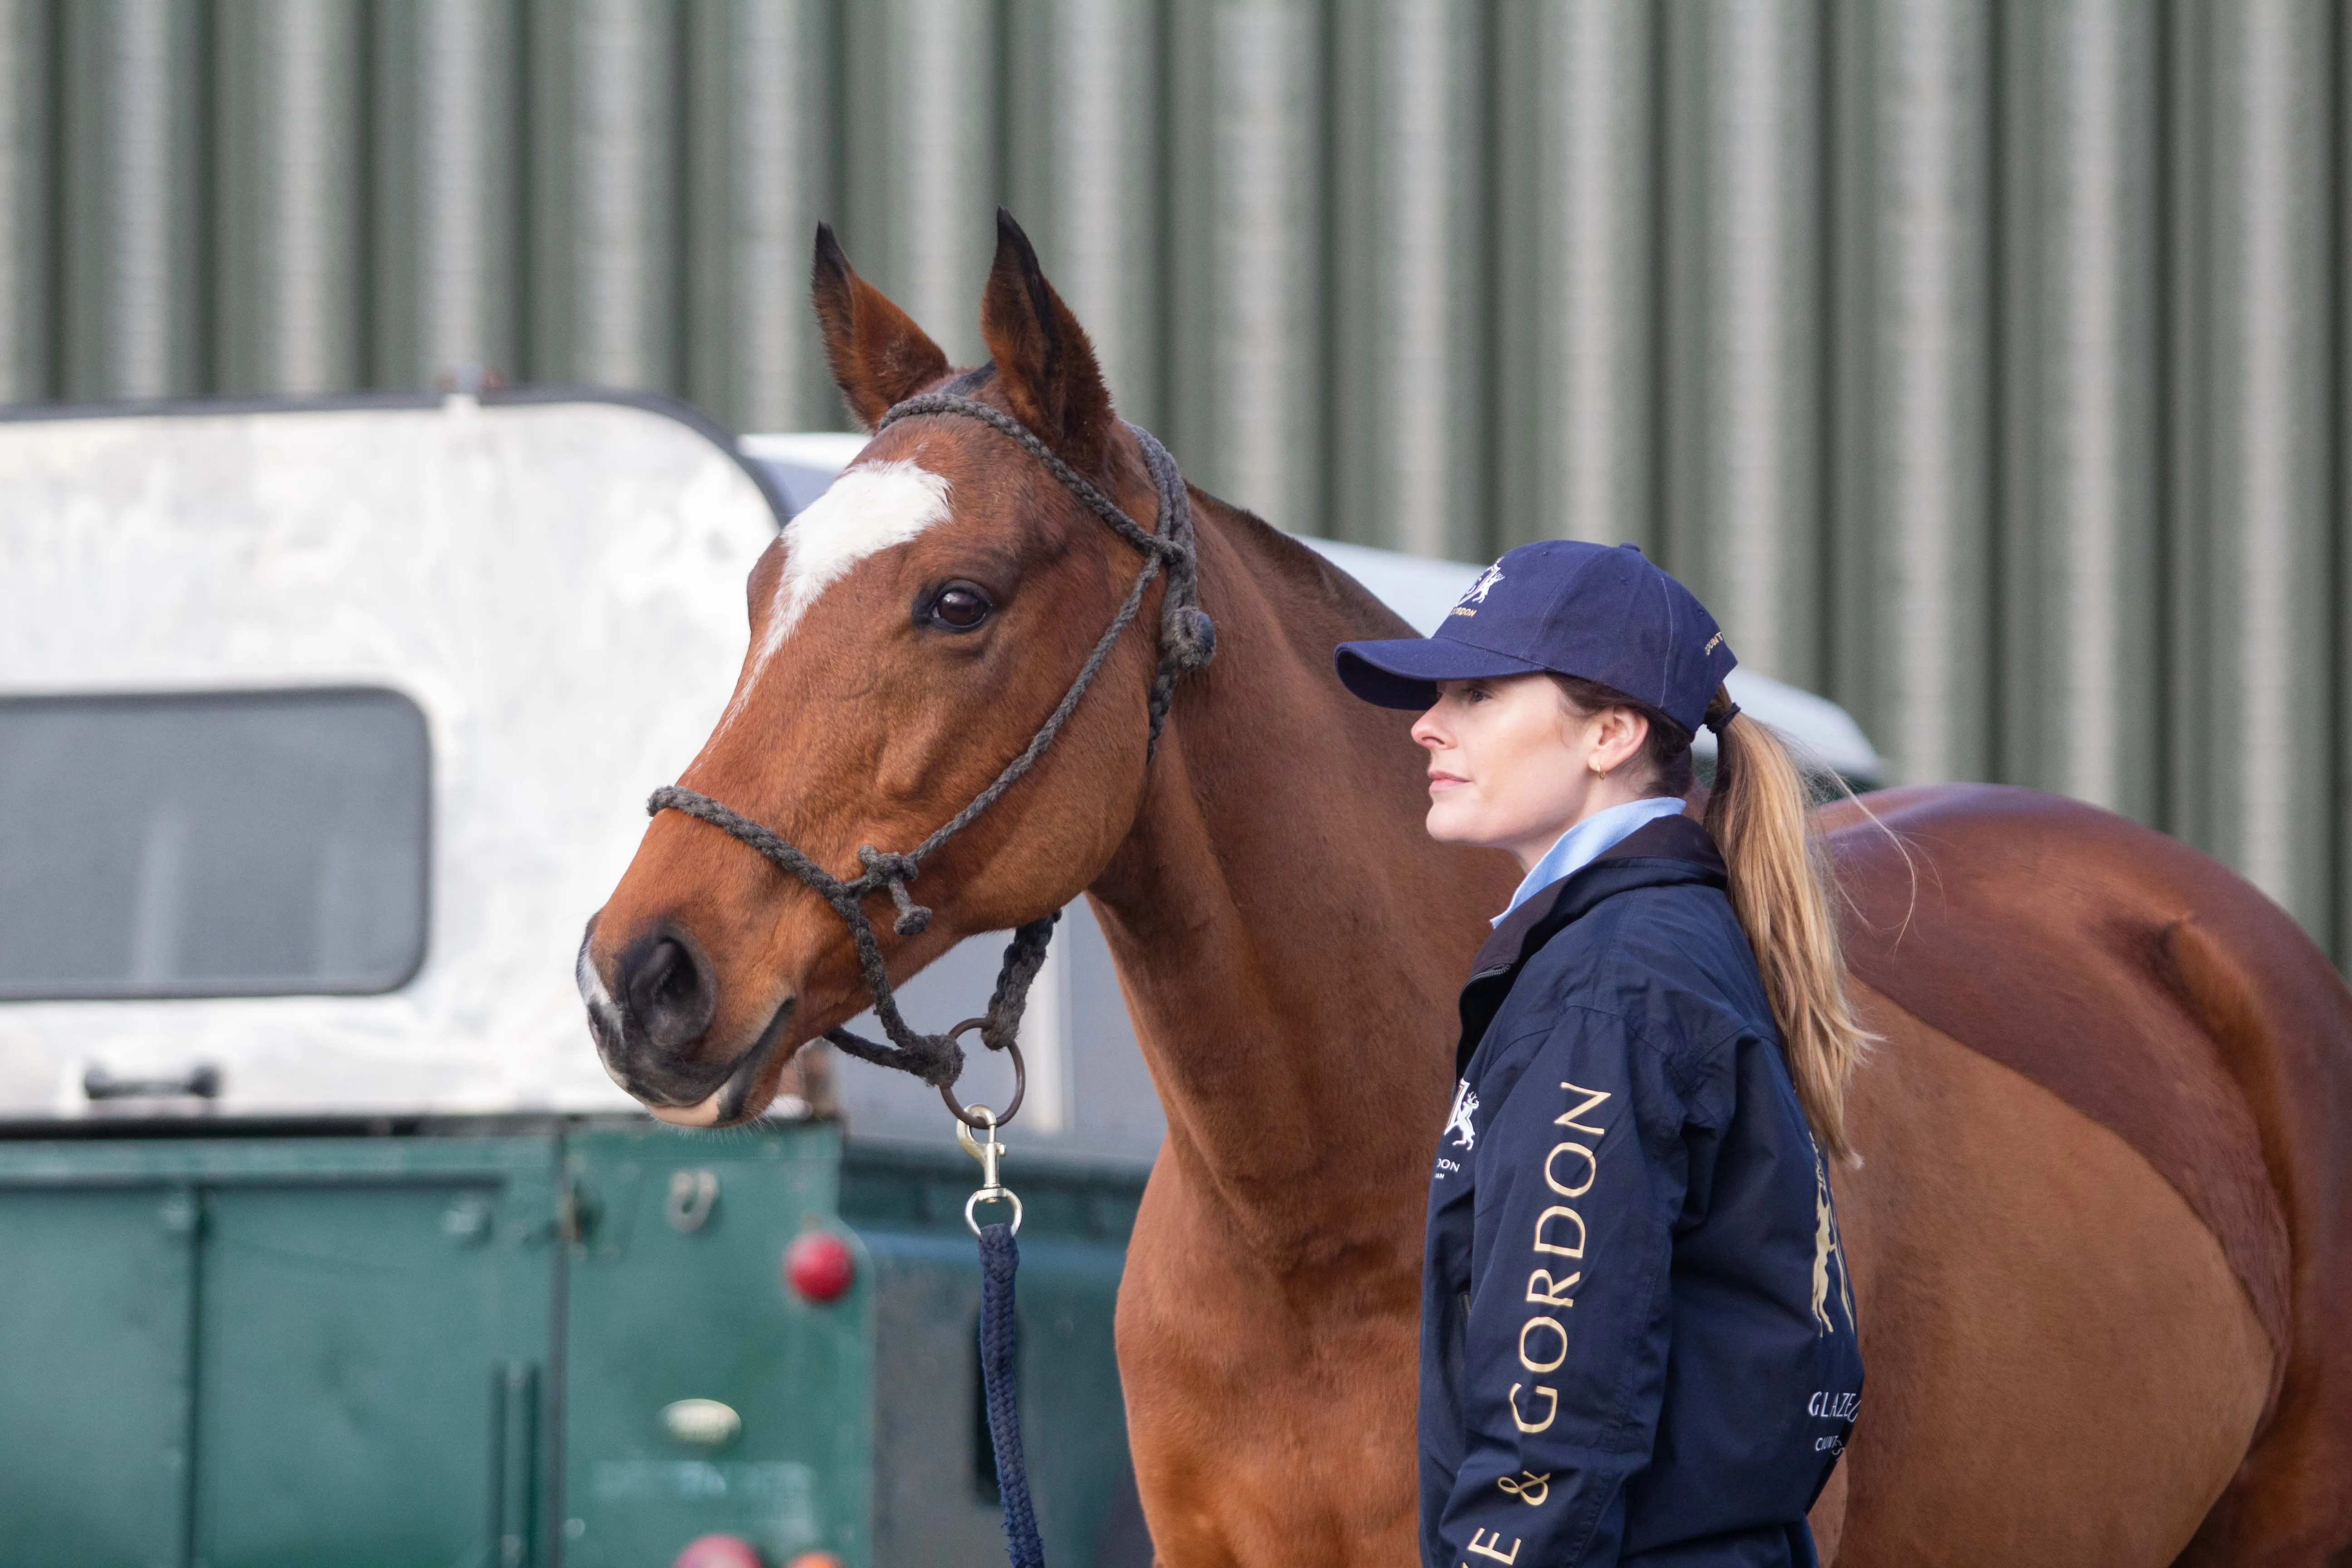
[923,583,994,632]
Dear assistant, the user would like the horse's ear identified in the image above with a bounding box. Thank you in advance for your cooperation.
[980,209,1114,470]
[811,223,952,430]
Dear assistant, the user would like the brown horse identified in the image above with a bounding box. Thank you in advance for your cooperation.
[580,215,2352,1565]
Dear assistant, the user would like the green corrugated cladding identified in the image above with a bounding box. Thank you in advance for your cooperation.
[0,1120,1142,1568]
[0,0,2342,955]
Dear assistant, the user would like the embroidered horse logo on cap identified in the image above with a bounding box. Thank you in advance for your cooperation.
[1444,1080,1480,1152]
[1460,564,1504,608]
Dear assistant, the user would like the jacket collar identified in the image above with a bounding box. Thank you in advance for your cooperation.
[1456,813,1727,1075]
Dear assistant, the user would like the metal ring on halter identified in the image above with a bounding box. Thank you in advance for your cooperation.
[965,1186,1024,1238]
[938,1016,1027,1130]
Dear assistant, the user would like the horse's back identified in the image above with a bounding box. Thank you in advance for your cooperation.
[1819,783,2352,1562]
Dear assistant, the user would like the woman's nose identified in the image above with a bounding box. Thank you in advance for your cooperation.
[1411,708,1446,749]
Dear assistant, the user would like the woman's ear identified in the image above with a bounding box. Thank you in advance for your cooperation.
[1588,706,1651,775]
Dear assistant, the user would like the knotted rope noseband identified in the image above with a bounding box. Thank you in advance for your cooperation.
[647,393,1215,1127]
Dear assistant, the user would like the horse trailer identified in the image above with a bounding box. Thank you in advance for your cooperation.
[0,392,1879,1567]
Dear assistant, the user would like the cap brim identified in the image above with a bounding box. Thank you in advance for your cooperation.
[1333,637,1553,709]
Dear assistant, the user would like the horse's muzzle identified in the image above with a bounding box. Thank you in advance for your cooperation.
[577,917,790,1124]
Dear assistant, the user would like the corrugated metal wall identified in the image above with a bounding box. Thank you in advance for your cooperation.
[0,0,2343,962]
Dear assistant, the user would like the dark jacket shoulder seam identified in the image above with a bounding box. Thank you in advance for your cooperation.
[1474,884,1750,1116]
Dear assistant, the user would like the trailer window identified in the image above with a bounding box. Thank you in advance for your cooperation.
[0,688,430,999]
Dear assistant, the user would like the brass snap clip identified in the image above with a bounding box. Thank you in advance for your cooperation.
[955,1105,1024,1238]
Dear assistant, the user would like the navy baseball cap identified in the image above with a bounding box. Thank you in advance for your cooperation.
[1334,540,1737,734]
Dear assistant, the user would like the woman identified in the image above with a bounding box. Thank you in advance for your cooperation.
[1335,540,1867,1568]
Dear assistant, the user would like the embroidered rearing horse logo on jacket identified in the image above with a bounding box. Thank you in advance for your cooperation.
[1444,1080,1480,1152]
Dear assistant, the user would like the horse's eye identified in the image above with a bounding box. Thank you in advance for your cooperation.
[922,583,994,632]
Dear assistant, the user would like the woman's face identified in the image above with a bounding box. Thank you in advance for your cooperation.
[1410,676,1651,867]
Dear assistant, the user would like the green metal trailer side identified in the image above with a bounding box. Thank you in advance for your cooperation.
[0,1117,1145,1568]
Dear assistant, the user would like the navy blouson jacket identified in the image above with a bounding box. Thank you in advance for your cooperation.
[1420,814,1862,1568]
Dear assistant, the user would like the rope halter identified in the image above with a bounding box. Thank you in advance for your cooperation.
[646,393,1215,1125]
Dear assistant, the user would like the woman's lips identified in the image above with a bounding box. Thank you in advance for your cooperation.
[1428,771,1468,793]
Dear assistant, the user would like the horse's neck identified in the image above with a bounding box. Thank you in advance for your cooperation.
[1086,498,1512,1260]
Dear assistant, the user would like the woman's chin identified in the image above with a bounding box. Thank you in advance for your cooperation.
[1424,804,1486,847]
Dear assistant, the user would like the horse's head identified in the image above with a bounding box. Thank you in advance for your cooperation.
[581,213,1181,1125]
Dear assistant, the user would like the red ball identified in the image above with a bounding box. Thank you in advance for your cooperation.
[784,1230,855,1303]
[672,1534,764,1568]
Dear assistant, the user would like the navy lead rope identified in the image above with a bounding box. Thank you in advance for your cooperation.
[962,1113,1042,1565]
[978,1223,1045,1568]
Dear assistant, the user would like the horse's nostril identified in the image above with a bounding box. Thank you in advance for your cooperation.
[651,946,693,1007]
[621,934,717,1053]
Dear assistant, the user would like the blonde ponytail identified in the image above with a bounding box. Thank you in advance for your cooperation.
[1700,686,1871,1161]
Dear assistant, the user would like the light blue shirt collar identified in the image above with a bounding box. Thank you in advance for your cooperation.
[1492,796,1691,927]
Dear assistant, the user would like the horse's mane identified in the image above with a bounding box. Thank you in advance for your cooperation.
[1186,486,1421,659]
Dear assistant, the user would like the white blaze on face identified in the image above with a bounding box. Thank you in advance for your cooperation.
[718,458,954,732]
